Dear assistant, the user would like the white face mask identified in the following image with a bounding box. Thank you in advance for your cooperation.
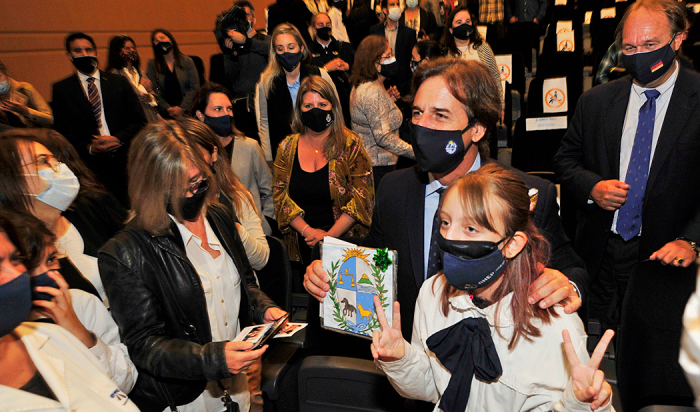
[382,55,397,65]
[406,0,419,9]
[25,163,80,211]
[387,6,402,21]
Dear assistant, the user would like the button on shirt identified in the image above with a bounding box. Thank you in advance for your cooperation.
[423,155,481,278]
[77,69,111,136]
[171,216,249,412]
[611,60,679,234]
[288,74,301,109]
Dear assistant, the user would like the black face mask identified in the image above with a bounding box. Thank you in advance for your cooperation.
[438,232,510,290]
[30,271,60,302]
[71,55,98,74]
[156,41,173,55]
[452,23,473,40]
[620,35,677,85]
[301,107,334,133]
[181,179,209,221]
[203,114,232,137]
[410,122,474,174]
[121,51,138,62]
[276,51,304,72]
[316,27,332,42]
[410,59,424,73]
[380,58,399,79]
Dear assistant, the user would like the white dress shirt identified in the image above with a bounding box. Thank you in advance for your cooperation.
[170,216,249,412]
[76,69,111,136]
[55,222,107,304]
[612,60,679,233]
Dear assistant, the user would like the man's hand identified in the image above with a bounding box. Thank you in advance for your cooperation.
[227,29,247,45]
[528,264,581,314]
[90,135,122,153]
[650,239,697,267]
[590,180,629,211]
[303,260,330,302]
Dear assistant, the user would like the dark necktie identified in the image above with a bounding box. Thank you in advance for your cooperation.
[426,187,445,279]
[87,77,103,129]
[426,317,503,412]
[616,89,660,241]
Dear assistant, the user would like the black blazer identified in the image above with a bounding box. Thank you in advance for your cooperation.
[51,70,147,204]
[370,23,417,95]
[399,8,440,40]
[363,157,588,339]
[553,67,700,276]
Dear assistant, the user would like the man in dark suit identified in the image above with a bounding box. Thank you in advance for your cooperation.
[305,58,586,340]
[370,0,417,94]
[51,32,146,206]
[553,0,700,334]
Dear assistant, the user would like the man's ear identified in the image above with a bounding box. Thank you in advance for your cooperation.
[469,122,487,144]
[195,110,205,121]
[503,231,528,259]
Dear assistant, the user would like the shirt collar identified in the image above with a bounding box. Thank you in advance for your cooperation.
[170,213,220,249]
[287,74,301,88]
[449,291,514,327]
[77,68,100,82]
[426,152,481,194]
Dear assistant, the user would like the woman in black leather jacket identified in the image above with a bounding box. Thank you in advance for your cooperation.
[98,121,285,412]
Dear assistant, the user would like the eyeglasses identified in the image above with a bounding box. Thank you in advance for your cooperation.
[186,178,209,195]
[23,155,62,173]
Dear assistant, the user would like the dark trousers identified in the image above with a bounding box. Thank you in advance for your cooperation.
[588,233,641,334]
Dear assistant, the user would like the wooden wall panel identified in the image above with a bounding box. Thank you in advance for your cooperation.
[0,0,273,101]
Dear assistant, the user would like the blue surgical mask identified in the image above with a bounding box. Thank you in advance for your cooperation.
[0,272,32,336]
[0,80,10,95]
[438,233,509,290]
[25,163,81,212]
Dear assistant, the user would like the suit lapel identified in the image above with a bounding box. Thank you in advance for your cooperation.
[604,78,632,179]
[69,73,93,115]
[405,167,428,290]
[647,68,697,193]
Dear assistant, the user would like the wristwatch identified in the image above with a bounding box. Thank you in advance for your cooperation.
[676,237,700,255]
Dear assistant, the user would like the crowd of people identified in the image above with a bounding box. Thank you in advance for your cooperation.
[2,0,700,410]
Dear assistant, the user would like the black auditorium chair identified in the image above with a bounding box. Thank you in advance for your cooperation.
[188,55,206,86]
[257,236,294,313]
[298,356,406,412]
[616,260,697,412]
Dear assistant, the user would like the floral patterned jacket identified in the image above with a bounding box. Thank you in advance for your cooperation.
[273,130,375,261]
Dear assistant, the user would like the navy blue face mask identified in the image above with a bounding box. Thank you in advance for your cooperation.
[410,122,475,174]
[620,34,677,85]
[203,114,232,137]
[0,272,32,336]
[31,271,60,302]
[437,232,509,290]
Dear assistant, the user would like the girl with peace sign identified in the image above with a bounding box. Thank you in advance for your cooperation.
[372,163,615,411]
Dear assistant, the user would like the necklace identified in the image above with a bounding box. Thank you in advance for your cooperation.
[304,135,324,154]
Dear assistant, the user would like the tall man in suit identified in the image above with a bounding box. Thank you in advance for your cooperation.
[305,58,587,341]
[553,0,700,333]
[370,0,417,94]
[52,32,146,206]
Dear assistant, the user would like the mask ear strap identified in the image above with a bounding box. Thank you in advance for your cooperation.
[461,119,477,134]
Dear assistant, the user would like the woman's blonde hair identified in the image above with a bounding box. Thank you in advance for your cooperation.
[177,117,257,217]
[259,23,311,98]
[291,75,347,159]
[127,121,217,235]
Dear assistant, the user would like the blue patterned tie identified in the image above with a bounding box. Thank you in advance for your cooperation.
[426,187,445,279]
[616,89,660,241]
